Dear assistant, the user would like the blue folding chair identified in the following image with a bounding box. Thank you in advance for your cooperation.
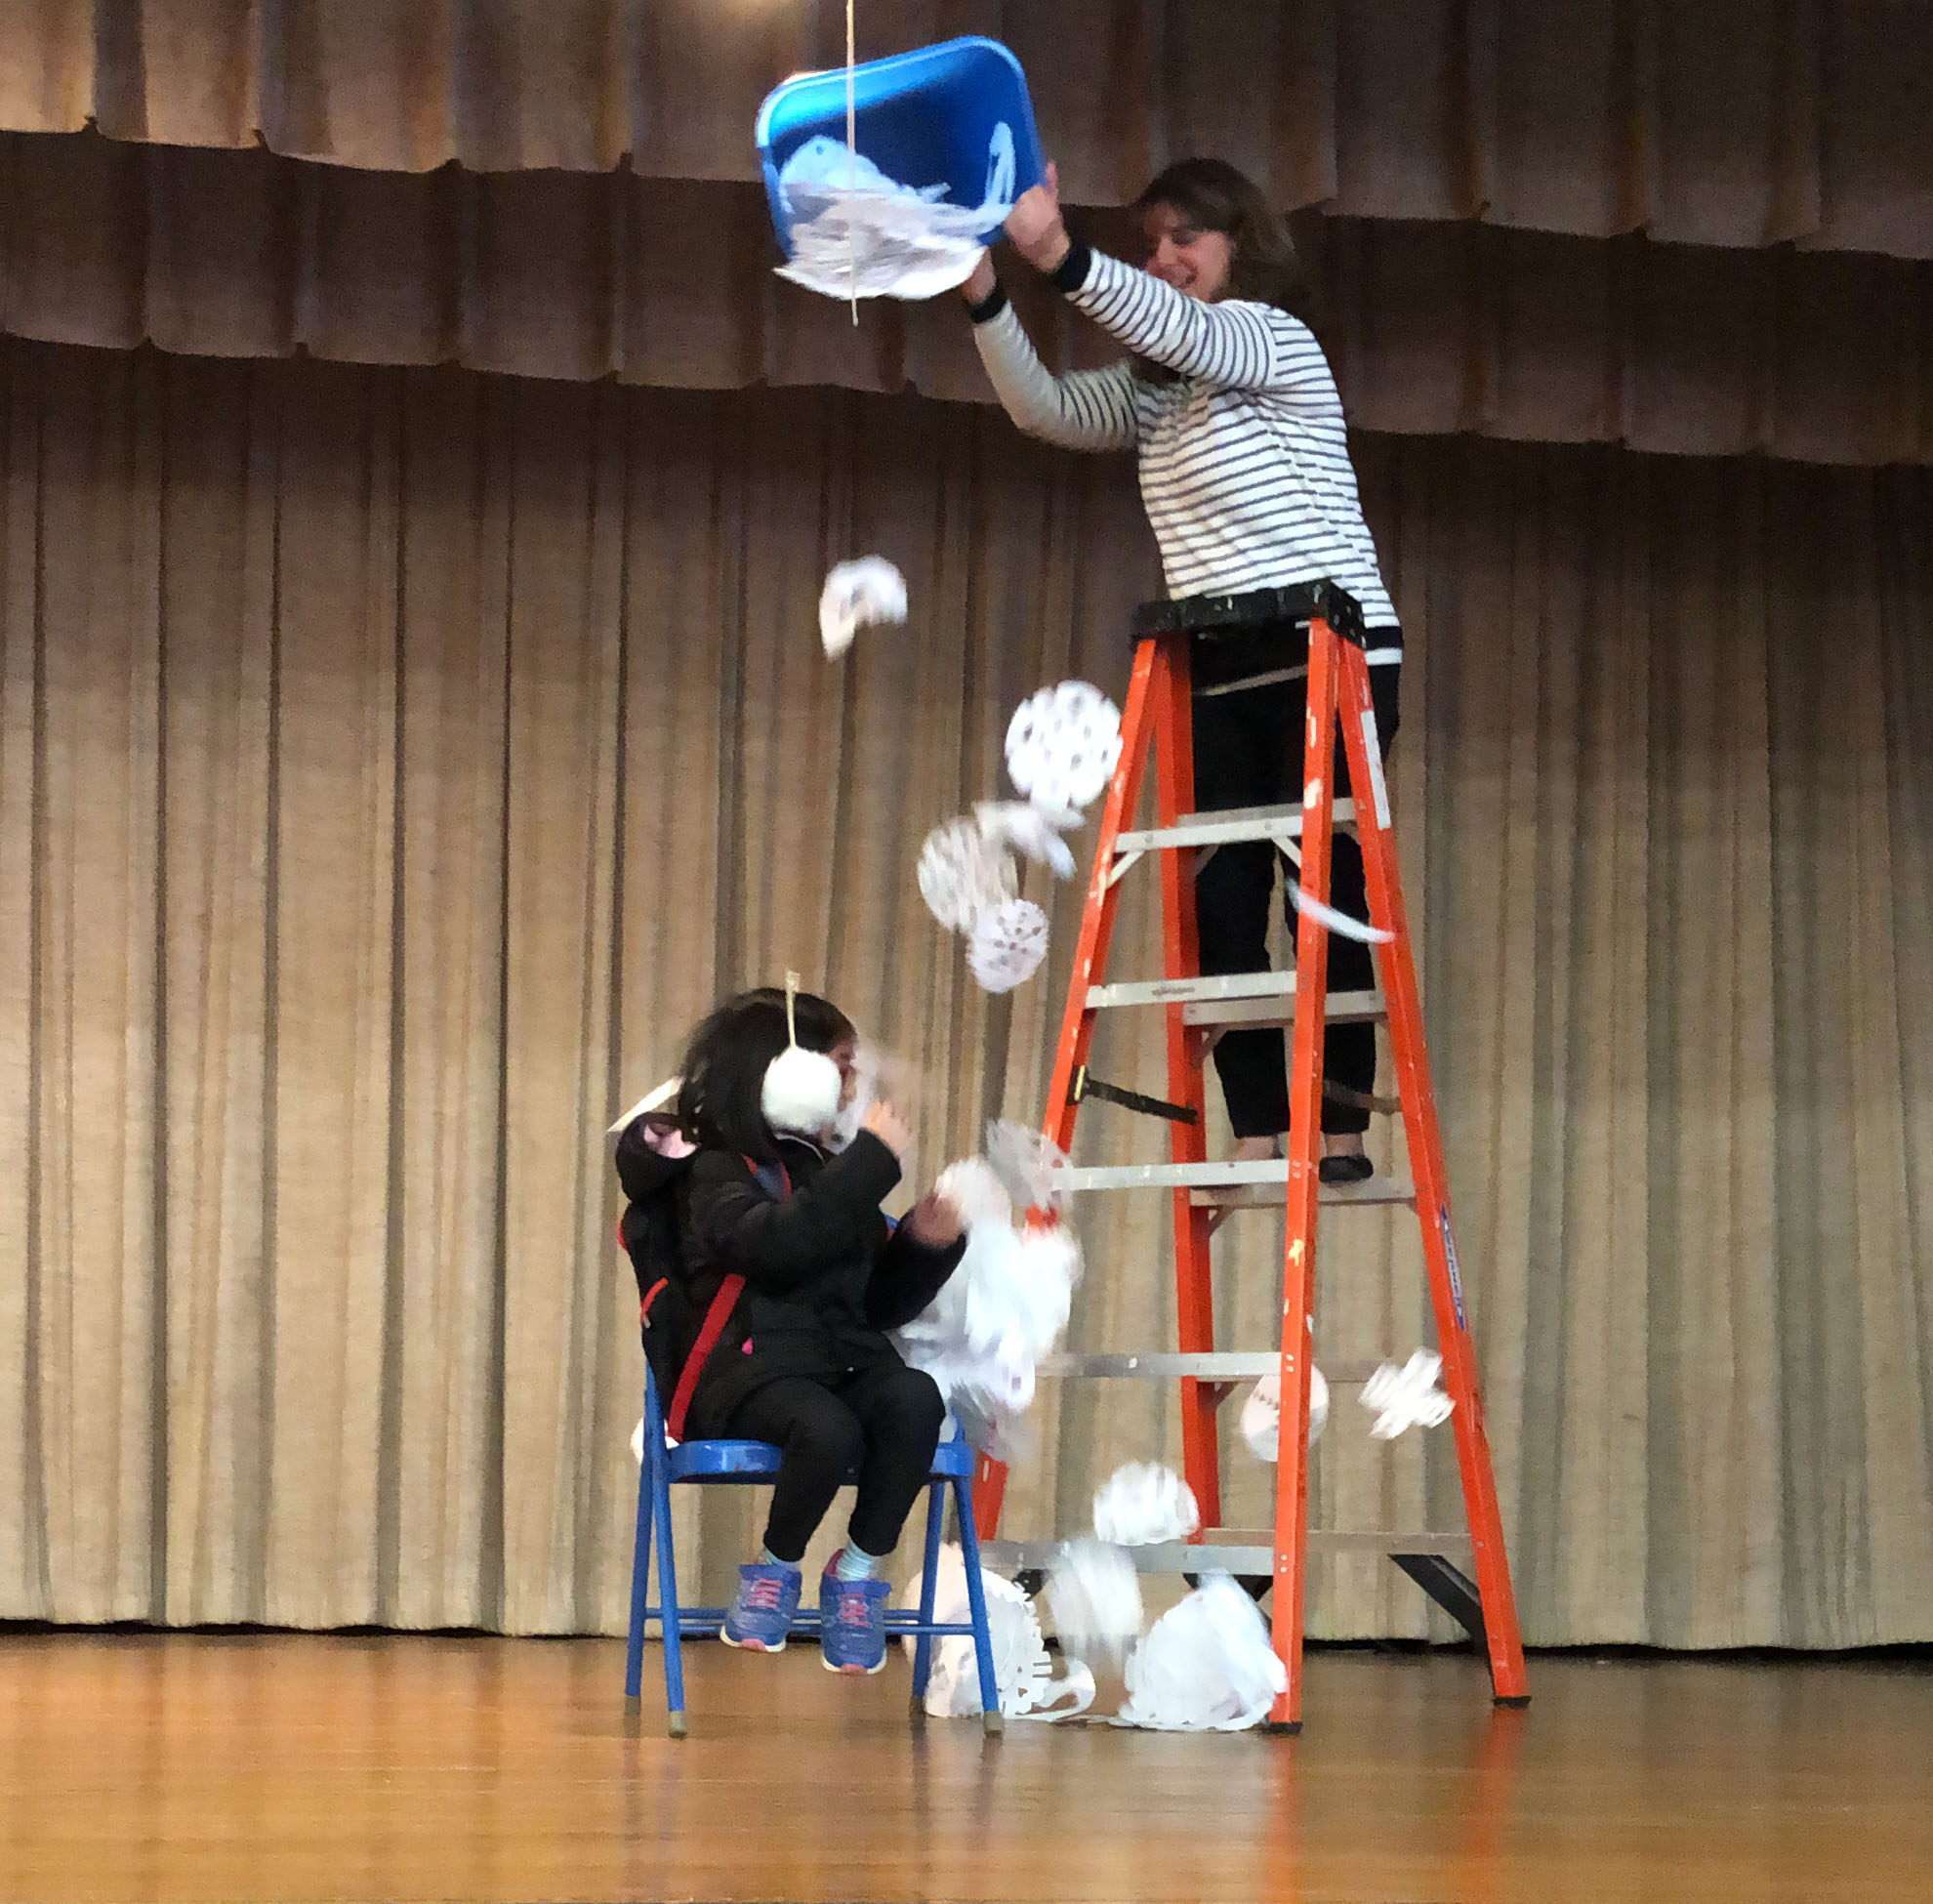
[626,1362,1005,1737]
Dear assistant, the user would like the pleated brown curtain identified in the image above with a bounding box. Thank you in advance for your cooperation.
[2,334,1928,1644]
[2,1,1928,262]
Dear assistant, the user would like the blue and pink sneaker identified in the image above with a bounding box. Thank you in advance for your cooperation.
[720,1560,801,1653]
[819,1554,890,1675]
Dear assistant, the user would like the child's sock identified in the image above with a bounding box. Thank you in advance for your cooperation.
[834,1540,884,1582]
[761,1547,799,1571]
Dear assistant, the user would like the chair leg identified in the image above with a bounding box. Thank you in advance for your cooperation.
[911,1478,945,1713]
[951,1474,1004,1735]
[644,1382,689,1739]
[625,1424,654,1703]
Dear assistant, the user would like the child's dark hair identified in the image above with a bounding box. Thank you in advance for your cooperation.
[677,987,856,1162]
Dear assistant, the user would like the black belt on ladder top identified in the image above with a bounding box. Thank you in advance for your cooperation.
[1131,581,1367,646]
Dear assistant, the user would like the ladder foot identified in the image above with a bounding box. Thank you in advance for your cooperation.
[667,1712,688,1740]
[1495,1694,1532,1710]
[981,1711,1006,1737]
[1259,1719,1303,1736]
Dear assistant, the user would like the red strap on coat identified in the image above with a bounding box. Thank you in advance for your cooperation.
[666,1273,744,1440]
[664,1153,791,1440]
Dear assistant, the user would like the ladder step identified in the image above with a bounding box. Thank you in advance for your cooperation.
[1115,798,1357,855]
[1089,970,1297,1011]
[983,1529,1473,1576]
[1038,1353,1385,1384]
[1084,970,1387,1027]
[1060,1160,1414,1204]
[1192,1175,1416,1211]
[1186,988,1386,1030]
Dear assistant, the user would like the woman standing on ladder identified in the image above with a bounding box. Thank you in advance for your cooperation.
[961,156,1402,1180]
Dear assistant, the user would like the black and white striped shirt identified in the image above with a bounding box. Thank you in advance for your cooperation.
[972,247,1399,642]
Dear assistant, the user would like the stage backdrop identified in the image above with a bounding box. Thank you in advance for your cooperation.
[1,335,1929,1646]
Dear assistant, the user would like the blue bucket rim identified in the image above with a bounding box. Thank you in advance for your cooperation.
[754,34,1032,149]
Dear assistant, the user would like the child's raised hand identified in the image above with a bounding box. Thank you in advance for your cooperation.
[1006,161,1069,273]
[904,1190,966,1248]
[861,1100,915,1157]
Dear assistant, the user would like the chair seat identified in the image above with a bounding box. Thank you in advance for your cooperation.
[665,1433,977,1484]
[629,1364,1002,1736]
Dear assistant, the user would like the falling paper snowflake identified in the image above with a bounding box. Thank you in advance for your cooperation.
[1005,682,1123,812]
[1091,1463,1200,1547]
[918,816,1018,934]
[819,557,907,657]
[967,897,1049,993]
[983,1120,1074,1216]
[1359,1349,1454,1439]
[1237,1367,1330,1461]
[1046,1538,1144,1668]
[973,799,1081,879]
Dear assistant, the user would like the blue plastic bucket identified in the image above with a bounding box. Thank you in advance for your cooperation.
[755,36,1045,254]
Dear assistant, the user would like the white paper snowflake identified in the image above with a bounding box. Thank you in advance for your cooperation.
[1046,1538,1144,1668]
[1237,1367,1330,1462]
[1004,682,1123,811]
[898,1544,1094,1721]
[973,799,1081,879]
[819,557,907,657]
[1091,1463,1201,1547]
[1114,1575,1287,1732]
[1360,1349,1454,1439]
[983,1121,1074,1216]
[967,897,1049,993]
[918,816,1017,934]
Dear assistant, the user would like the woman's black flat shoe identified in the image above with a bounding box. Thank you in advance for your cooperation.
[1318,1152,1376,1185]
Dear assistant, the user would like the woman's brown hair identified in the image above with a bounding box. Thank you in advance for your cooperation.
[1134,157,1305,311]
[1128,157,1306,383]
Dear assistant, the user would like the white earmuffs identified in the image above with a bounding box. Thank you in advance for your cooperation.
[760,971,843,1139]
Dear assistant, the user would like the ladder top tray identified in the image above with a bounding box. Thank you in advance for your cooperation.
[1132,581,1367,643]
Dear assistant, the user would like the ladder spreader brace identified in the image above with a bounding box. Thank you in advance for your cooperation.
[973,581,1529,1728]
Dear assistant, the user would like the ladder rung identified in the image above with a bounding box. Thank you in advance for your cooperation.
[1038,1354,1387,1385]
[1088,970,1295,1010]
[1060,1160,1414,1203]
[1039,1351,1279,1380]
[1186,988,1387,1030]
[1115,798,1357,855]
[1086,973,1388,1022]
[982,1529,1473,1576]
[1192,1175,1416,1210]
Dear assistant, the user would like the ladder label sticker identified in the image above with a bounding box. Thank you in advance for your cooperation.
[1362,713,1393,831]
[1439,1207,1467,1332]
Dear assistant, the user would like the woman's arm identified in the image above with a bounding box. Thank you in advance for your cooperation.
[1003,167,1332,402]
[686,1135,902,1294]
[1065,249,1330,398]
[963,256,1140,453]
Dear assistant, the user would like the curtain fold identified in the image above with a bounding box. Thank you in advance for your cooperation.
[4,134,1930,467]
[2,335,1930,1645]
[1,1,1927,260]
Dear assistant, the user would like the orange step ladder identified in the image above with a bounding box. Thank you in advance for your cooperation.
[976,581,1528,1729]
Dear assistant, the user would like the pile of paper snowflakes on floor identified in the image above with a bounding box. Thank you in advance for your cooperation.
[903,1463,1284,1730]
[902,1350,1458,1728]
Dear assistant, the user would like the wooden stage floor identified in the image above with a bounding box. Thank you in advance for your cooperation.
[0,1630,1924,1903]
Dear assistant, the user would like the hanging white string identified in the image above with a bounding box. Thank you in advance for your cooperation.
[784,969,802,1046]
[844,0,859,325]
